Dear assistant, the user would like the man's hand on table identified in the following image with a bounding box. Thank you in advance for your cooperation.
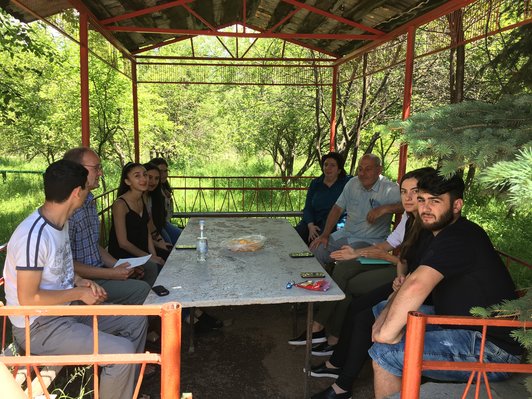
[309,235,329,250]
[307,223,321,242]
[330,245,359,261]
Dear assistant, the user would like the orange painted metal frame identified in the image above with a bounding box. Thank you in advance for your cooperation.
[1,303,182,399]
[131,60,140,163]
[402,312,532,399]
[398,26,416,181]
[80,11,90,147]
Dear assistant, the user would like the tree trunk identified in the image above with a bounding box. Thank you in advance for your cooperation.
[448,10,465,104]
[349,53,369,175]
[464,164,476,190]
[364,132,381,156]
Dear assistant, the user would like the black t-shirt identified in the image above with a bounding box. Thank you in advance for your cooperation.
[419,216,521,355]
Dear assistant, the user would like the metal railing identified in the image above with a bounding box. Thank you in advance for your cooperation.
[94,188,118,247]
[0,170,43,183]
[497,250,532,270]
[168,175,312,225]
[401,312,532,399]
[1,303,181,399]
[93,176,313,246]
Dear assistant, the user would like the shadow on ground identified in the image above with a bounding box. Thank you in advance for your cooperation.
[141,303,374,399]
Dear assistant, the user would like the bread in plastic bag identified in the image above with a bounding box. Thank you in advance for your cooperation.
[222,234,266,252]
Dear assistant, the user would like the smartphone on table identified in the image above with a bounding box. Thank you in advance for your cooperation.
[289,251,314,258]
[175,244,196,250]
[152,285,170,296]
[300,272,325,278]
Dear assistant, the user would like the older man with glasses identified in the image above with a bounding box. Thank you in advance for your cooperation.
[64,147,158,305]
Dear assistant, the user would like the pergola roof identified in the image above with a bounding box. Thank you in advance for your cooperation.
[4,0,451,58]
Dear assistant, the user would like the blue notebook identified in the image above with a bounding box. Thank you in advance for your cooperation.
[356,257,393,265]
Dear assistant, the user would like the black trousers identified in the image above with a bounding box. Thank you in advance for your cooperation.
[330,282,393,391]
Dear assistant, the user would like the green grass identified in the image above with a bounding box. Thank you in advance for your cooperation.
[0,174,44,243]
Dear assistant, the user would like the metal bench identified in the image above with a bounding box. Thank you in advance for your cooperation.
[172,210,303,219]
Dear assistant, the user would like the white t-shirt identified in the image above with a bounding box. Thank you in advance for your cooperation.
[3,209,75,328]
[386,211,409,248]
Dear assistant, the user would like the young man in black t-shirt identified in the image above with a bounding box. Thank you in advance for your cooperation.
[368,171,521,399]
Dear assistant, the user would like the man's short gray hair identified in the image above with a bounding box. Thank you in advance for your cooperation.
[63,147,94,164]
[360,153,382,167]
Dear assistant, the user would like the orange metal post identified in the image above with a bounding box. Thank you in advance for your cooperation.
[1,304,179,398]
[80,12,90,147]
[398,25,416,181]
[329,65,338,152]
[132,60,140,162]
[161,303,182,399]
[401,312,426,399]
[401,313,532,399]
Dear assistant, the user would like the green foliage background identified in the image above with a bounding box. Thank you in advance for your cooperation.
[1,7,531,275]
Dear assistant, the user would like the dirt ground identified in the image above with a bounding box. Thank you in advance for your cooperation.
[140,303,375,399]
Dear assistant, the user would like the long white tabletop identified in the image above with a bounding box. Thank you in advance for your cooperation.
[145,217,344,307]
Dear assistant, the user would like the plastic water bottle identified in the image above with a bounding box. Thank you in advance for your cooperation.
[197,220,208,262]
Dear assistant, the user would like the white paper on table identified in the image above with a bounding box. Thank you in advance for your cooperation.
[113,254,152,269]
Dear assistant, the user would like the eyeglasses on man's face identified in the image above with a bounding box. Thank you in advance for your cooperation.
[83,163,103,172]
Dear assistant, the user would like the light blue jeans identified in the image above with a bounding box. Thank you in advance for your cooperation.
[369,302,520,381]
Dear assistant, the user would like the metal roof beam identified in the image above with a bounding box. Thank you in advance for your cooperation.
[132,36,193,55]
[267,8,300,32]
[242,22,340,58]
[336,0,477,65]
[100,0,195,25]
[182,3,216,31]
[135,56,335,62]
[67,0,133,61]
[106,26,379,41]
[281,0,384,35]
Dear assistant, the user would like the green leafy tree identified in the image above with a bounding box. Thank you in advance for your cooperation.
[398,94,532,177]
[479,148,532,214]
[0,10,56,119]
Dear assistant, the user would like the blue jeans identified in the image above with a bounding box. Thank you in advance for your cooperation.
[369,302,520,381]
[162,221,182,245]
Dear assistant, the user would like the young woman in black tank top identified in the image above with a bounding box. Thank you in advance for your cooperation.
[108,162,168,268]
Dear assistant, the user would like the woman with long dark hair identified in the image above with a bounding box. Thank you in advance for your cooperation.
[108,163,167,270]
[144,162,173,253]
[150,157,182,245]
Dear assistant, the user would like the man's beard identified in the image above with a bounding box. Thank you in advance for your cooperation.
[421,207,454,231]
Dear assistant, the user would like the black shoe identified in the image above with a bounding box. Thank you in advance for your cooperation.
[288,330,326,345]
[198,312,223,329]
[310,362,340,379]
[194,313,223,334]
[312,342,336,356]
[311,386,352,399]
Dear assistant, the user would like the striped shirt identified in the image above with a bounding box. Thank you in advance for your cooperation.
[3,209,75,327]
